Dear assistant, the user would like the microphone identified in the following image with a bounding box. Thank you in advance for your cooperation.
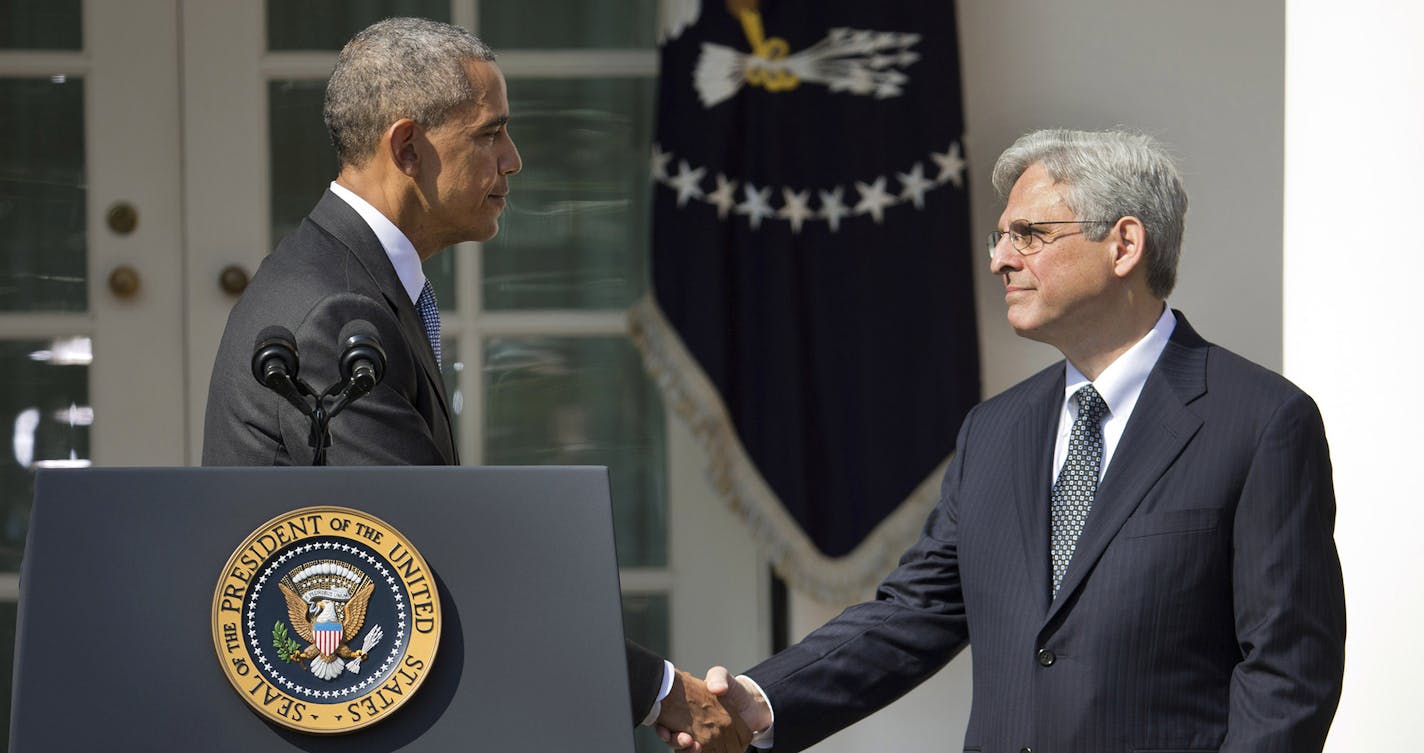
[251,325,300,389]
[337,319,387,398]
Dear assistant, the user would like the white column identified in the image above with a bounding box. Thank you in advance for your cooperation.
[1284,2,1424,749]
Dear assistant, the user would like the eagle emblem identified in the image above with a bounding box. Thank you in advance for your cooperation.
[273,559,384,681]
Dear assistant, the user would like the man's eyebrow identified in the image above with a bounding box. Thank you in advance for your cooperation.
[475,114,510,131]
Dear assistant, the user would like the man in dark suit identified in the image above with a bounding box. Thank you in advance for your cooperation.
[202,17,748,749]
[676,129,1346,753]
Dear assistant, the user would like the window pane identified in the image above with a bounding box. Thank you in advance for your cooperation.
[267,0,449,51]
[269,79,461,309]
[440,335,461,449]
[0,77,85,312]
[0,0,81,50]
[622,592,669,753]
[484,78,654,310]
[480,0,656,49]
[483,336,666,567]
[0,338,90,571]
[269,79,336,247]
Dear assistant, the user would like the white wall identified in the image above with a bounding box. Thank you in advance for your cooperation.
[785,1,1289,751]
[1285,2,1423,750]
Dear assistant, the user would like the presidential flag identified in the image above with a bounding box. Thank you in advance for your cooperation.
[632,0,979,601]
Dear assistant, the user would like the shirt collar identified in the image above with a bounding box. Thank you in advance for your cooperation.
[1063,305,1177,417]
[328,181,426,306]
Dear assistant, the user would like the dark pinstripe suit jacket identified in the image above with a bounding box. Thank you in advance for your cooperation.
[747,312,1346,753]
[202,190,666,724]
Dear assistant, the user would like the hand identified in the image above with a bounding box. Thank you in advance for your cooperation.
[704,666,772,738]
[654,669,753,753]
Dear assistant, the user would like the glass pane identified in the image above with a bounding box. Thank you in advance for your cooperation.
[267,0,450,51]
[622,592,668,753]
[0,0,81,50]
[0,77,85,312]
[269,79,337,247]
[269,79,461,309]
[0,338,91,570]
[483,336,666,566]
[440,335,461,449]
[480,0,656,49]
[484,78,653,310]
[0,600,16,744]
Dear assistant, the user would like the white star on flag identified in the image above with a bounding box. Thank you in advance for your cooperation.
[931,142,966,188]
[819,187,849,232]
[707,174,738,219]
[897,163,935,209]
[854,176,895,223]
[778,188,814,234]
[650,144,672,182]
[669,161,706,207]
[736,183,775,229]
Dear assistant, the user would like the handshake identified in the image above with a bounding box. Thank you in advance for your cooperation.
[654,666,774,752]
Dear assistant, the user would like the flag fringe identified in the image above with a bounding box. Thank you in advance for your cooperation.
[629,295,947,605]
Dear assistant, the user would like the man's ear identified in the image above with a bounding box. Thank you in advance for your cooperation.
[1110,215,1147,280]
[385,118,420,176]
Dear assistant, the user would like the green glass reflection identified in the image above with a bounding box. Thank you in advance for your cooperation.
[267,0,449,51]
[480,0,656,49]
[269,79,459,308]
[623,592,669,753]
[484,78,653,310]
[439,335,461,450]
[0,77,85,312]
[483,336,666,566]
[0,0,81,49]
[0,338,90,571]
[269,79,337,245]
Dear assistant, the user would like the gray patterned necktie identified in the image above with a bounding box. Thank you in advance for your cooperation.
[416,279,441,368]
[1050,384,1109,597]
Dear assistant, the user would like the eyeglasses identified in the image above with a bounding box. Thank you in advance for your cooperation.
[986,219,1116,257]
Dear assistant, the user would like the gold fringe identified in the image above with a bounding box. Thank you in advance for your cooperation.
[628,295,948,604]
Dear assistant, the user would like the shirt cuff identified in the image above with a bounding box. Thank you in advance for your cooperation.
[739,674,776,748]
[638,660,677,727]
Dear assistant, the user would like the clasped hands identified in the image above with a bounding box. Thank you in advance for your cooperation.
[654,666,772,753]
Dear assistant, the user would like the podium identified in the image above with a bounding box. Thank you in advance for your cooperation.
[9,466,636,752]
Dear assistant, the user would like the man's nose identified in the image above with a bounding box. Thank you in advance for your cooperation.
[988,234,1020,274]
[502,138,522,176]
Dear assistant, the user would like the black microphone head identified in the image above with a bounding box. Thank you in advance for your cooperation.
[251,325,300,386]
[338,319,387,386]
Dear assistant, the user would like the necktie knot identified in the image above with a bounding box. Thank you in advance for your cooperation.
[417,279,442,368]
[1074,384,1108,424]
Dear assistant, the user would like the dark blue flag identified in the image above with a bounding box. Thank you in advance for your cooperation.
[632,0,979,600]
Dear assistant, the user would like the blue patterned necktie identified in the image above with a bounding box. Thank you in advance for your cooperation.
[1050,384,1109,597]
[416,279,441,368]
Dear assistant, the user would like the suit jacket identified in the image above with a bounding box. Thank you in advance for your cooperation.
[747,312,1346,753]
[203,190,665,724]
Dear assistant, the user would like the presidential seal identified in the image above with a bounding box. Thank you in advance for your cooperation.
[211,506,441,734]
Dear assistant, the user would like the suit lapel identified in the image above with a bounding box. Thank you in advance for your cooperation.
[308,191,459,463]
[1013,368,1063,617]
[1044,312,1207,624]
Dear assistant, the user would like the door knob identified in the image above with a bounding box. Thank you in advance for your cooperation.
[107,265,141,298]
[219,265,250,295]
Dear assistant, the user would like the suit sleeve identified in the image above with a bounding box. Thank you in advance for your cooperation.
[1223,390,1345,752]
[743,411,976,753]
[624,638,665,726]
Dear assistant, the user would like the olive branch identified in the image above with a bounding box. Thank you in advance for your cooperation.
[272,622,304,662]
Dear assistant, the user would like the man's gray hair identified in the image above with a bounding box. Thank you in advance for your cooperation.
[991,129,1188,299]
[324,17,495,167]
